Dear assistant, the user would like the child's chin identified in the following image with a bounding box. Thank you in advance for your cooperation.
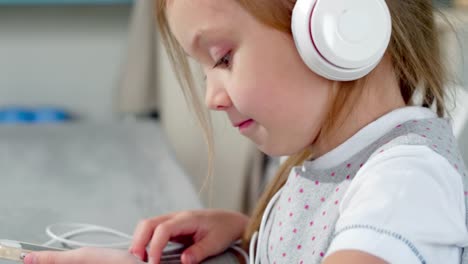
[258,145,297,158]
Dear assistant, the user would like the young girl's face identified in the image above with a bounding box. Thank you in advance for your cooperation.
[167,0,334,156]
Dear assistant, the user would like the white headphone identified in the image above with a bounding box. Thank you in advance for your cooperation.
[291,0,392,81]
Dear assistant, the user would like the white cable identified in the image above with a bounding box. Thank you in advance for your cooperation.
[43,223,133,249]
[249,232,258,264]
[231,245,249,263]
[42,218,265,263]
[249,188,283,264]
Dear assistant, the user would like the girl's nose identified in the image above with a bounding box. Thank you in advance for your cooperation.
[205,82,232,111]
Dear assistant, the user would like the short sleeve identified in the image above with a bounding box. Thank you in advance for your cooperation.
[325,145,468,263]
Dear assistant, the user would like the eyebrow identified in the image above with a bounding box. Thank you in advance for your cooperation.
[190,31,203,54]
[181,31,203,59]
[188,27,220,56]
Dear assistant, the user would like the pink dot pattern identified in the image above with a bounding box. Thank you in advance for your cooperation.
[257,117,468,264]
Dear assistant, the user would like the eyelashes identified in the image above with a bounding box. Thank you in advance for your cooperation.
[213,51,232,69]
[203,50,232,81]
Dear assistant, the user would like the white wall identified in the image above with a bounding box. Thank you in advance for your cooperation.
[0,6,131,120]
[458,25,468,86]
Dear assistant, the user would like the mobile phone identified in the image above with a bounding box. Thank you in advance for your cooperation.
[0,239,185,263]
[0,240,63,262]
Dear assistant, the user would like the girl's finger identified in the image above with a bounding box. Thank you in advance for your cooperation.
[147,214,201,264]
[130,214,173,260]
[180,236,228,264]
[24,251,72,264]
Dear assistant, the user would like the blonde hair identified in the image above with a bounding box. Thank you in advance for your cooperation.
[155,0,449,250]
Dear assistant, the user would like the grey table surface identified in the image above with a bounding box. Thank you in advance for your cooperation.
[0,121,209,264]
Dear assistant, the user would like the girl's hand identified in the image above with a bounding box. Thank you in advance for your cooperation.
[130,209,250,264]
[23,247,142,264]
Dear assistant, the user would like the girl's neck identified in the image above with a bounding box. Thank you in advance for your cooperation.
[311,56,406,158]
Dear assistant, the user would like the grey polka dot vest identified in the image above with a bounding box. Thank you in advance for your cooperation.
[258,117,468,264]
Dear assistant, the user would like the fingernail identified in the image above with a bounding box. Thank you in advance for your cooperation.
[129,249,144,261]
[183,253,196,264]
[24,253,37,264]
[131,252,140,260]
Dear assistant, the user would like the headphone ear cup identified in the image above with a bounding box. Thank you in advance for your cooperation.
[291,0,392,81]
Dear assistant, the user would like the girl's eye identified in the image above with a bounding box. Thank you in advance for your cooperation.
[213,51,232,69]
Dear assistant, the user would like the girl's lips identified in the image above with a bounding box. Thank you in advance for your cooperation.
[237,119,254,132]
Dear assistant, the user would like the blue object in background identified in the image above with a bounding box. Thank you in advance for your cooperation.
[0,107,73,124]
[34,107,73,123]
[0,107,35,123]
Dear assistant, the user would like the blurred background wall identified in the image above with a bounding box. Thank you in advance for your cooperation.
[0,5,131,120]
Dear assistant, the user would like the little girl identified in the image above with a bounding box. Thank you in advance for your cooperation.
[24,0,468,263]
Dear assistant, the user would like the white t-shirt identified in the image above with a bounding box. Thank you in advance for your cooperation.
[316,107,468,263]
